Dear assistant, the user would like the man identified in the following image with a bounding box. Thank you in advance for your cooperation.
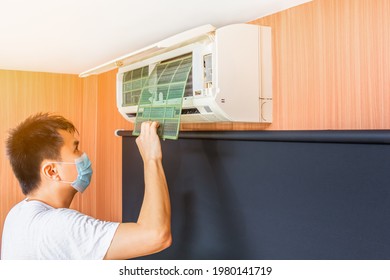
[1,113,171,259]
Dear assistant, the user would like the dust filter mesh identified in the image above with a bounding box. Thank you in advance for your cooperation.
[132,54,192,140]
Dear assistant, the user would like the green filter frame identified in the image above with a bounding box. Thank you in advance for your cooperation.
[132,54,192,140]
[122,66,149,107]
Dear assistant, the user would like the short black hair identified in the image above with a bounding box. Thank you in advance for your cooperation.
[6,113,78,195]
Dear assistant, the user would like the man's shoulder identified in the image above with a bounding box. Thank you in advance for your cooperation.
[5,199,83,226]
[10,199,52,216]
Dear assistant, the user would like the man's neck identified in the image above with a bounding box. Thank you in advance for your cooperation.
[27,185,77,208]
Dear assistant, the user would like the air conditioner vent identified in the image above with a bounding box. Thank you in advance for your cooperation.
[181,108,200,115]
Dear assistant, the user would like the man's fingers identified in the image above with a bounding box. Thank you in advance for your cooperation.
[150,121,160,129]
[140,121,159,133]
[140,121,150,134]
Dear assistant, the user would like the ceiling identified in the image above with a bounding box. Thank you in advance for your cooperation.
[0,0,311,75]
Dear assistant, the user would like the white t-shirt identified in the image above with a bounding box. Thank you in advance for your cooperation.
[1,199,119,260]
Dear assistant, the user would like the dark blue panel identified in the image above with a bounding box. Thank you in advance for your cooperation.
[122,132,390,260]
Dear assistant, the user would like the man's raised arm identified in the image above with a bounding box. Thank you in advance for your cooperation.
[104,121,171,260]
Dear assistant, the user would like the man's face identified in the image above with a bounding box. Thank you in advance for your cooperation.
[55,129,83,182]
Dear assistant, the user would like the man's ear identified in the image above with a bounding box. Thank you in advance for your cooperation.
[41,162,60,181]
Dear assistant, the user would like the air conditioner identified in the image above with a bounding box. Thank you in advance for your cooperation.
[116,23,272,123]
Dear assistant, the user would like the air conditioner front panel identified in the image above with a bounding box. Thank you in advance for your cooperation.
[215,24,261,122]
[116,23,272,124]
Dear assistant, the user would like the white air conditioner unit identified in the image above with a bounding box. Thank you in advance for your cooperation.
[116,23,272,123]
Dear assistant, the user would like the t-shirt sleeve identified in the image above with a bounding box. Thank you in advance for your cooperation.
[39,208,120,260]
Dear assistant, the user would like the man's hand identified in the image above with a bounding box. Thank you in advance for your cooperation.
[135,121,162,162]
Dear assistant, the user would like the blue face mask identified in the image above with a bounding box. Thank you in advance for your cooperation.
[45,152,93,193]
[71,153,93,193]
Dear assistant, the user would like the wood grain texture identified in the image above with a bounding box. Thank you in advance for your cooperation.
[251,0,390,130]
[69,75,99,217]
[95,69,128,222]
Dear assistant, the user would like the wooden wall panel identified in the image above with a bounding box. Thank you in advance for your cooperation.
[69,75,99,217]
[95,69,128,222]
[252,0,390,130]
